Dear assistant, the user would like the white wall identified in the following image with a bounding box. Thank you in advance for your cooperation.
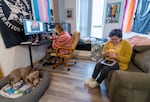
[103,0,126,38]
[52,0,76,34]
[0,0,53,76]
[64,0,76,34]
[0,34,47,76]
[50,0,54,10]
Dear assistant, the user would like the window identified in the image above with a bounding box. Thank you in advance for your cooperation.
[76,0,92,37]
[91,0,105,38]
[76,0,105,38]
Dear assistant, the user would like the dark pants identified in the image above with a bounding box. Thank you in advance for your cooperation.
[92,60,119,83]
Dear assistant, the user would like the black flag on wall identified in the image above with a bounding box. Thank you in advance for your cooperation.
[0,0,32,48]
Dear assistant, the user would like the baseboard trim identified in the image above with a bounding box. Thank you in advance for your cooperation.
[74,50,91,60]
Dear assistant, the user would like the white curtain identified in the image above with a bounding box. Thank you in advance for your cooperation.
[76,0,92,37]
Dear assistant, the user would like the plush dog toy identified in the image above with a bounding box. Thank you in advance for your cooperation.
[33,78,40,86]
[26,70,40,87]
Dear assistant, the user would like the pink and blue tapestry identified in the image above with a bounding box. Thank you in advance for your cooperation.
[32,0,51,22]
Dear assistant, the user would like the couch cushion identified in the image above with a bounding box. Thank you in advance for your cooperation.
[133,45,150,52]
[127,62,143,72]
[133,50,150,73]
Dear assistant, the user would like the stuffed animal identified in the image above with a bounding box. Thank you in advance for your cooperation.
[32,78,40,87]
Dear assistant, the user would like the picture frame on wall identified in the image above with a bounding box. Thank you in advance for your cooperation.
[65,8,73,20]
[105,2,121,23]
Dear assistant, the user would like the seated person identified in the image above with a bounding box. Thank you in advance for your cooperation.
[44,23,73,65]
[85,29,133,88]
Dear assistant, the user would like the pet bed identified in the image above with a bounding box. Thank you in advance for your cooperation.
[0,71,50,102]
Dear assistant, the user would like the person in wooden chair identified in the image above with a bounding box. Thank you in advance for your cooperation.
[43,23,73,66]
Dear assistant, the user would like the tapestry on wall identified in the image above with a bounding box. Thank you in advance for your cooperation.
[32,0,51,22]
[105,2,121,23]
[0,0,33,48]
[121,0,136,33]
[132,0,150,34]
[32,0,51,40]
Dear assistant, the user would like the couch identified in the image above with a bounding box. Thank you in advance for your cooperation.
[106,45,150,102]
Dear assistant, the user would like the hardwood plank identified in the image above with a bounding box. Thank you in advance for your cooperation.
[39,59,110,102]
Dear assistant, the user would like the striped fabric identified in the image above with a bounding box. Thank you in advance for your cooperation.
[122,0,137,33]
[52,32,73,55]
[121,0,128,30]
[32,0,51,22]
[32,0,51,39]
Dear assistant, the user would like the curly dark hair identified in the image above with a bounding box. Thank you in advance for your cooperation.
[109,29,122,38]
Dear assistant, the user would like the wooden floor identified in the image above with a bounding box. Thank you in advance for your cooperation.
[38,59,110,102]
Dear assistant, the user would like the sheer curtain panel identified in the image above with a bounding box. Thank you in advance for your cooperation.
[76,0,92,37]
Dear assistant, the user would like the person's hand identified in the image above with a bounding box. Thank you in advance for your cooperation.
[52,32,59,39]
[109,52,116,58]
[102,51,109,57]
[108,52,119,59]
[52,32,57,36]
[47,36,52,40]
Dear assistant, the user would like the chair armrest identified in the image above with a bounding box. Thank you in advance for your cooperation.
[56,47,73,51]
[55,47,74,56]
[109,70,150,102]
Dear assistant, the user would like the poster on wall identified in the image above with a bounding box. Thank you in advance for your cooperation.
[105,2,121,23]
[65,8,73,20]
[0,0,33,48]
